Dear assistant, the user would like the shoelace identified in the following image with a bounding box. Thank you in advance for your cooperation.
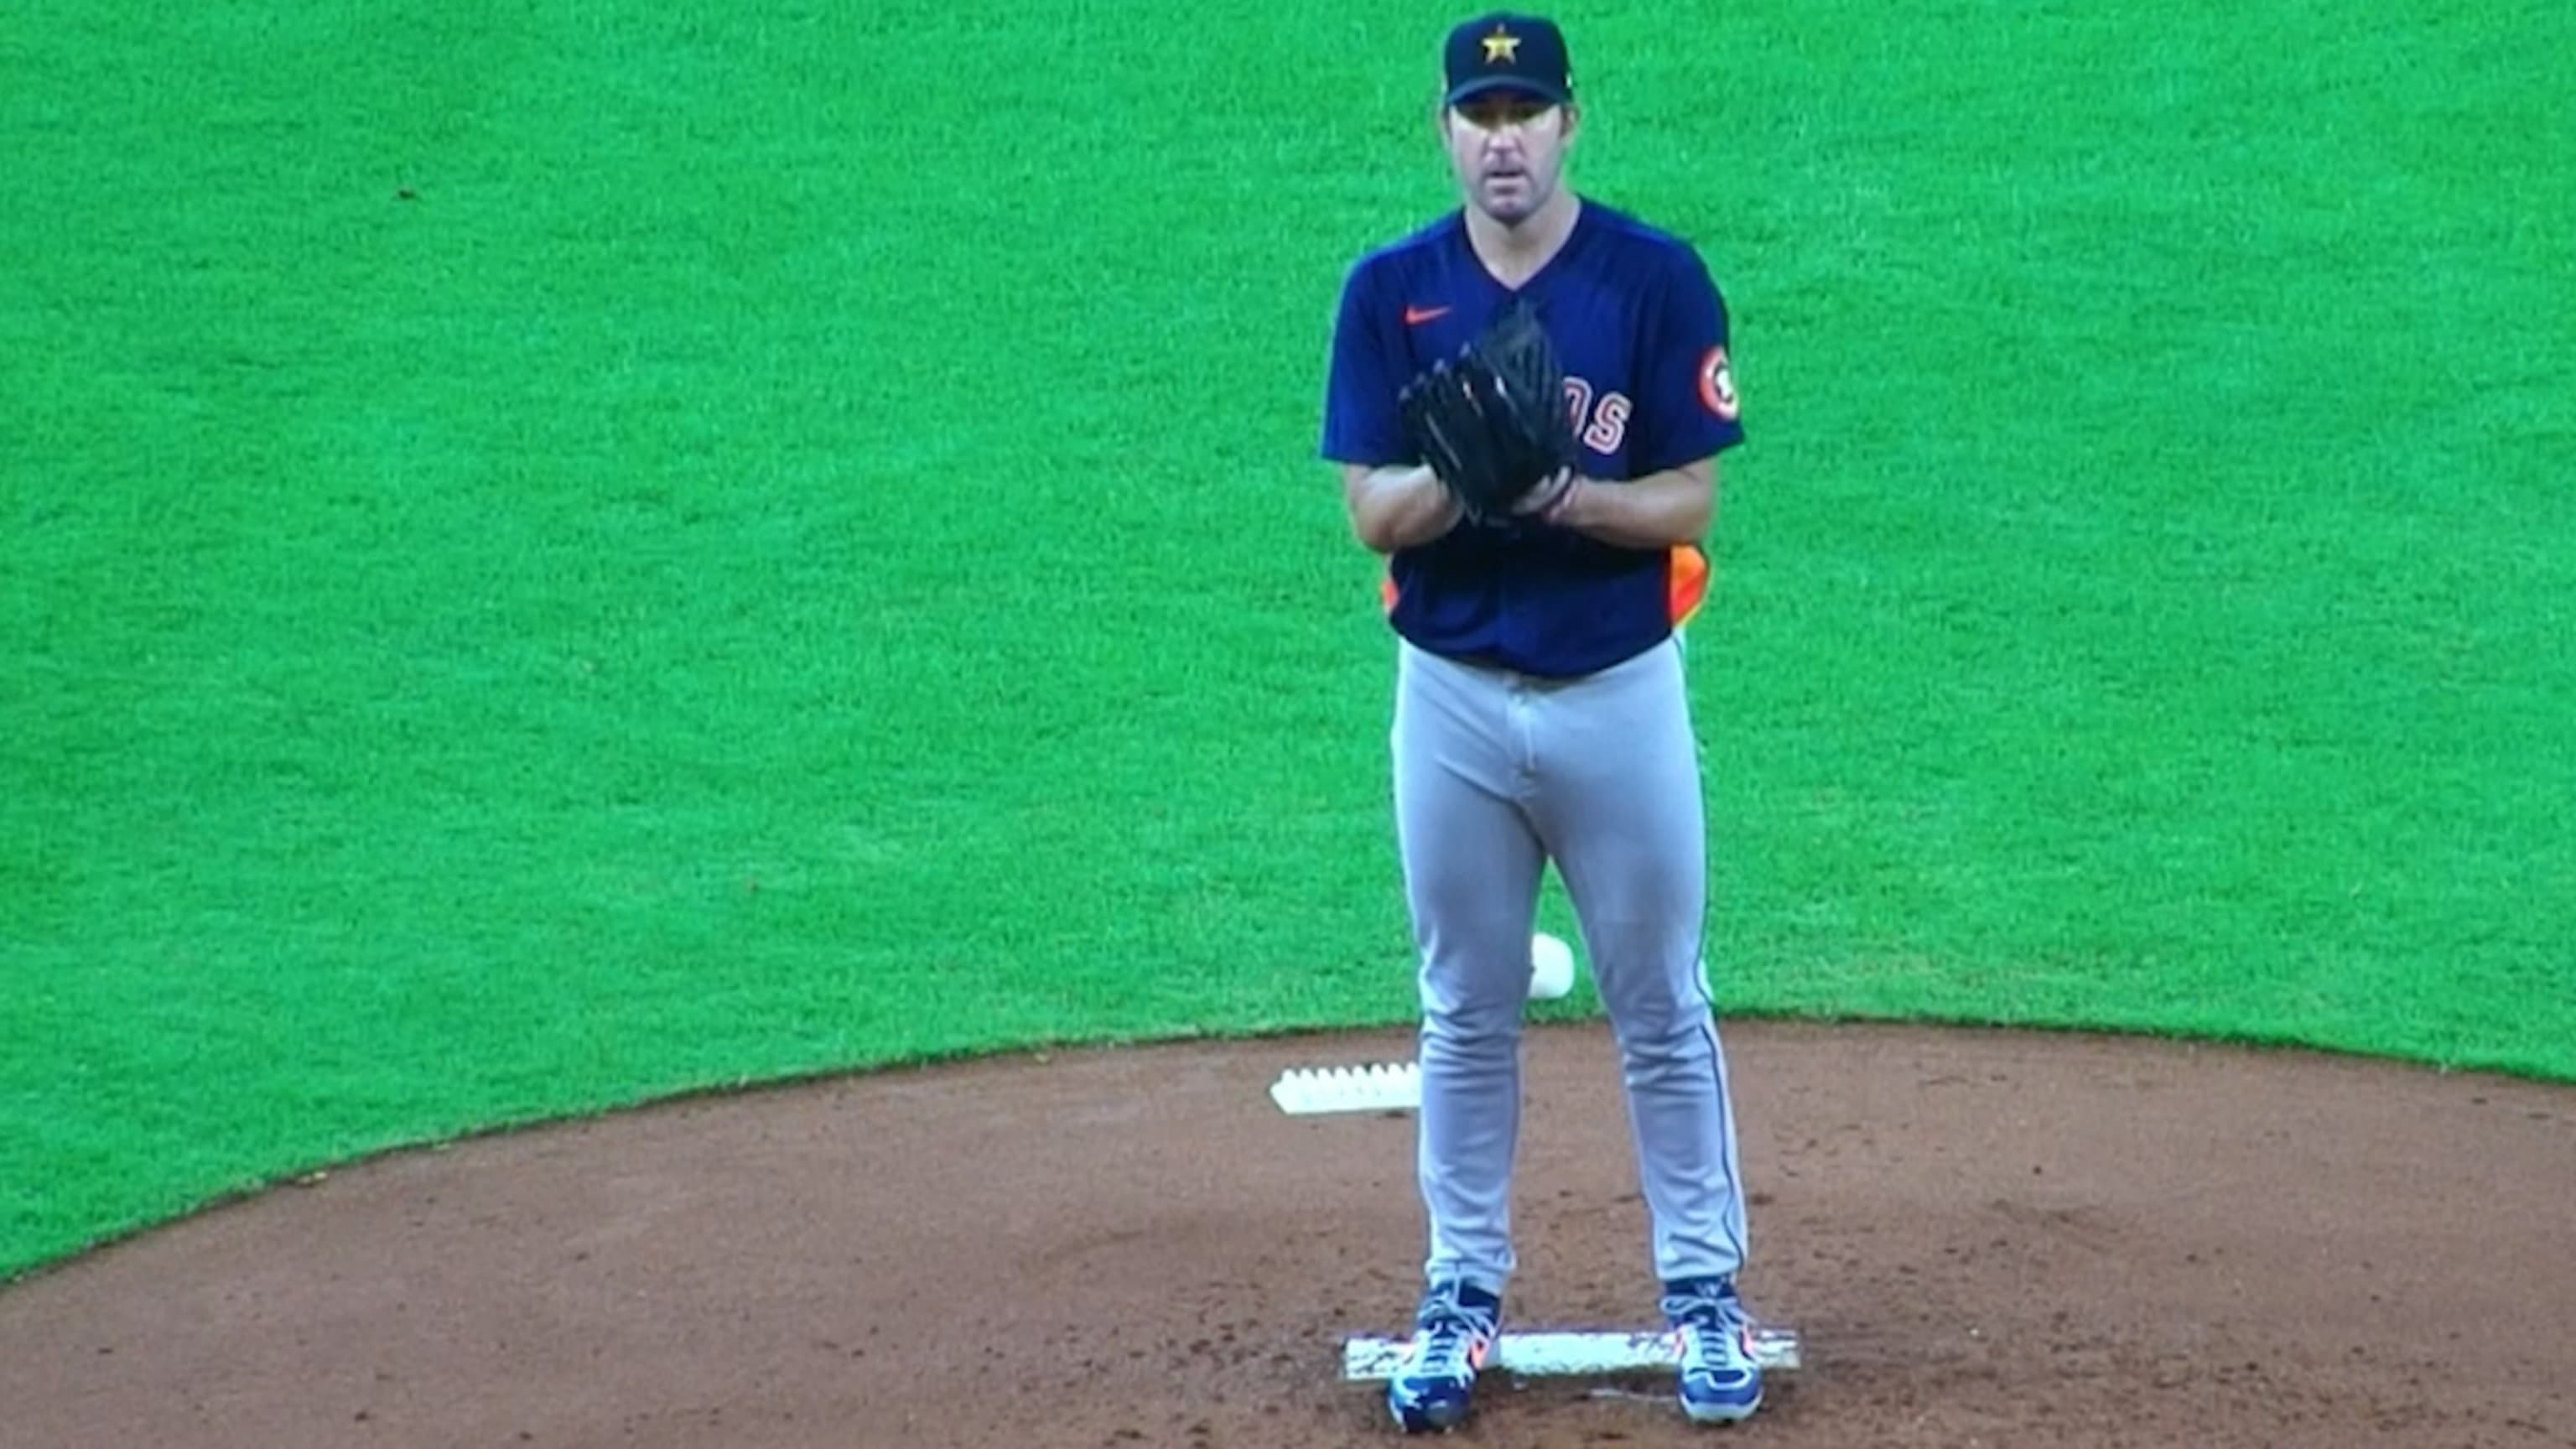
[1659,1284,1750,1366]
[1408,1297,1498,1378]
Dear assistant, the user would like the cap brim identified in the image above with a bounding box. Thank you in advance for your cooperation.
[1444,75,1571,106]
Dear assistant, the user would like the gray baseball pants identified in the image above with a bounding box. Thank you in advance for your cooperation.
[1389,633,1750,1298]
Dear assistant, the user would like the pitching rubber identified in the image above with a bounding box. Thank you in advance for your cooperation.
[1341,1326,1803,1383]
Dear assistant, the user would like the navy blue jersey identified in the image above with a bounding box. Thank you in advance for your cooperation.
[1320,200,1744,678]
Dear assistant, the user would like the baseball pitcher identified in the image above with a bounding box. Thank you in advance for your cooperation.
[1318,11,1766,1434]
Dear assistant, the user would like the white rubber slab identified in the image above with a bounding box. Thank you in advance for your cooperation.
[1342,1327,1804,1380]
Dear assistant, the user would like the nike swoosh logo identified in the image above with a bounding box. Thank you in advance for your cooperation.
[1404,305,1452,325]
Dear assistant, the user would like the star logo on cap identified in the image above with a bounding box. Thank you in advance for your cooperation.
[1481,27,1519,64]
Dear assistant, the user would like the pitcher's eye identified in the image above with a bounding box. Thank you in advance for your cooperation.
[1459,98,1551,130]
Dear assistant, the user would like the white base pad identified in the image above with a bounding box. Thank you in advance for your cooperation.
[1270,1062,1421,1115]
[1342,1327,1803,1381]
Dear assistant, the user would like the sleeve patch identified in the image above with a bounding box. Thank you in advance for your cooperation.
[1696,345,1740,423]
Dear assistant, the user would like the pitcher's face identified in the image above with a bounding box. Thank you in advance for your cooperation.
[1444,92,1576,225]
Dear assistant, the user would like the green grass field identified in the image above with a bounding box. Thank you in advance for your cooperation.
[5,0,2571,1282]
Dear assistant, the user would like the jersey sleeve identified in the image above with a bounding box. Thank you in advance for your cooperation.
[1625,246,1746,475]
[1318,257,1411,467]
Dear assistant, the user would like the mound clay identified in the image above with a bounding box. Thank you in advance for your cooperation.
[5,1021,2572,1446]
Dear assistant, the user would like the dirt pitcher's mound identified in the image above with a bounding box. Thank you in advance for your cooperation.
[3,1021,2573,1448]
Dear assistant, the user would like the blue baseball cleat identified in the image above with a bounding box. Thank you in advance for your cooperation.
[1661,1275,1764,1425]
[1385,1280,1503,1434]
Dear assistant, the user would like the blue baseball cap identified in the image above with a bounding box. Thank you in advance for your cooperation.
[1442,13,1575,107]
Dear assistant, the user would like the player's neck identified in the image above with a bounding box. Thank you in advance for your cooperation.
[1463,190,1582,290]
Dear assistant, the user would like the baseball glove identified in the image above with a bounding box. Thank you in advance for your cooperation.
[1399,300,1580,524]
